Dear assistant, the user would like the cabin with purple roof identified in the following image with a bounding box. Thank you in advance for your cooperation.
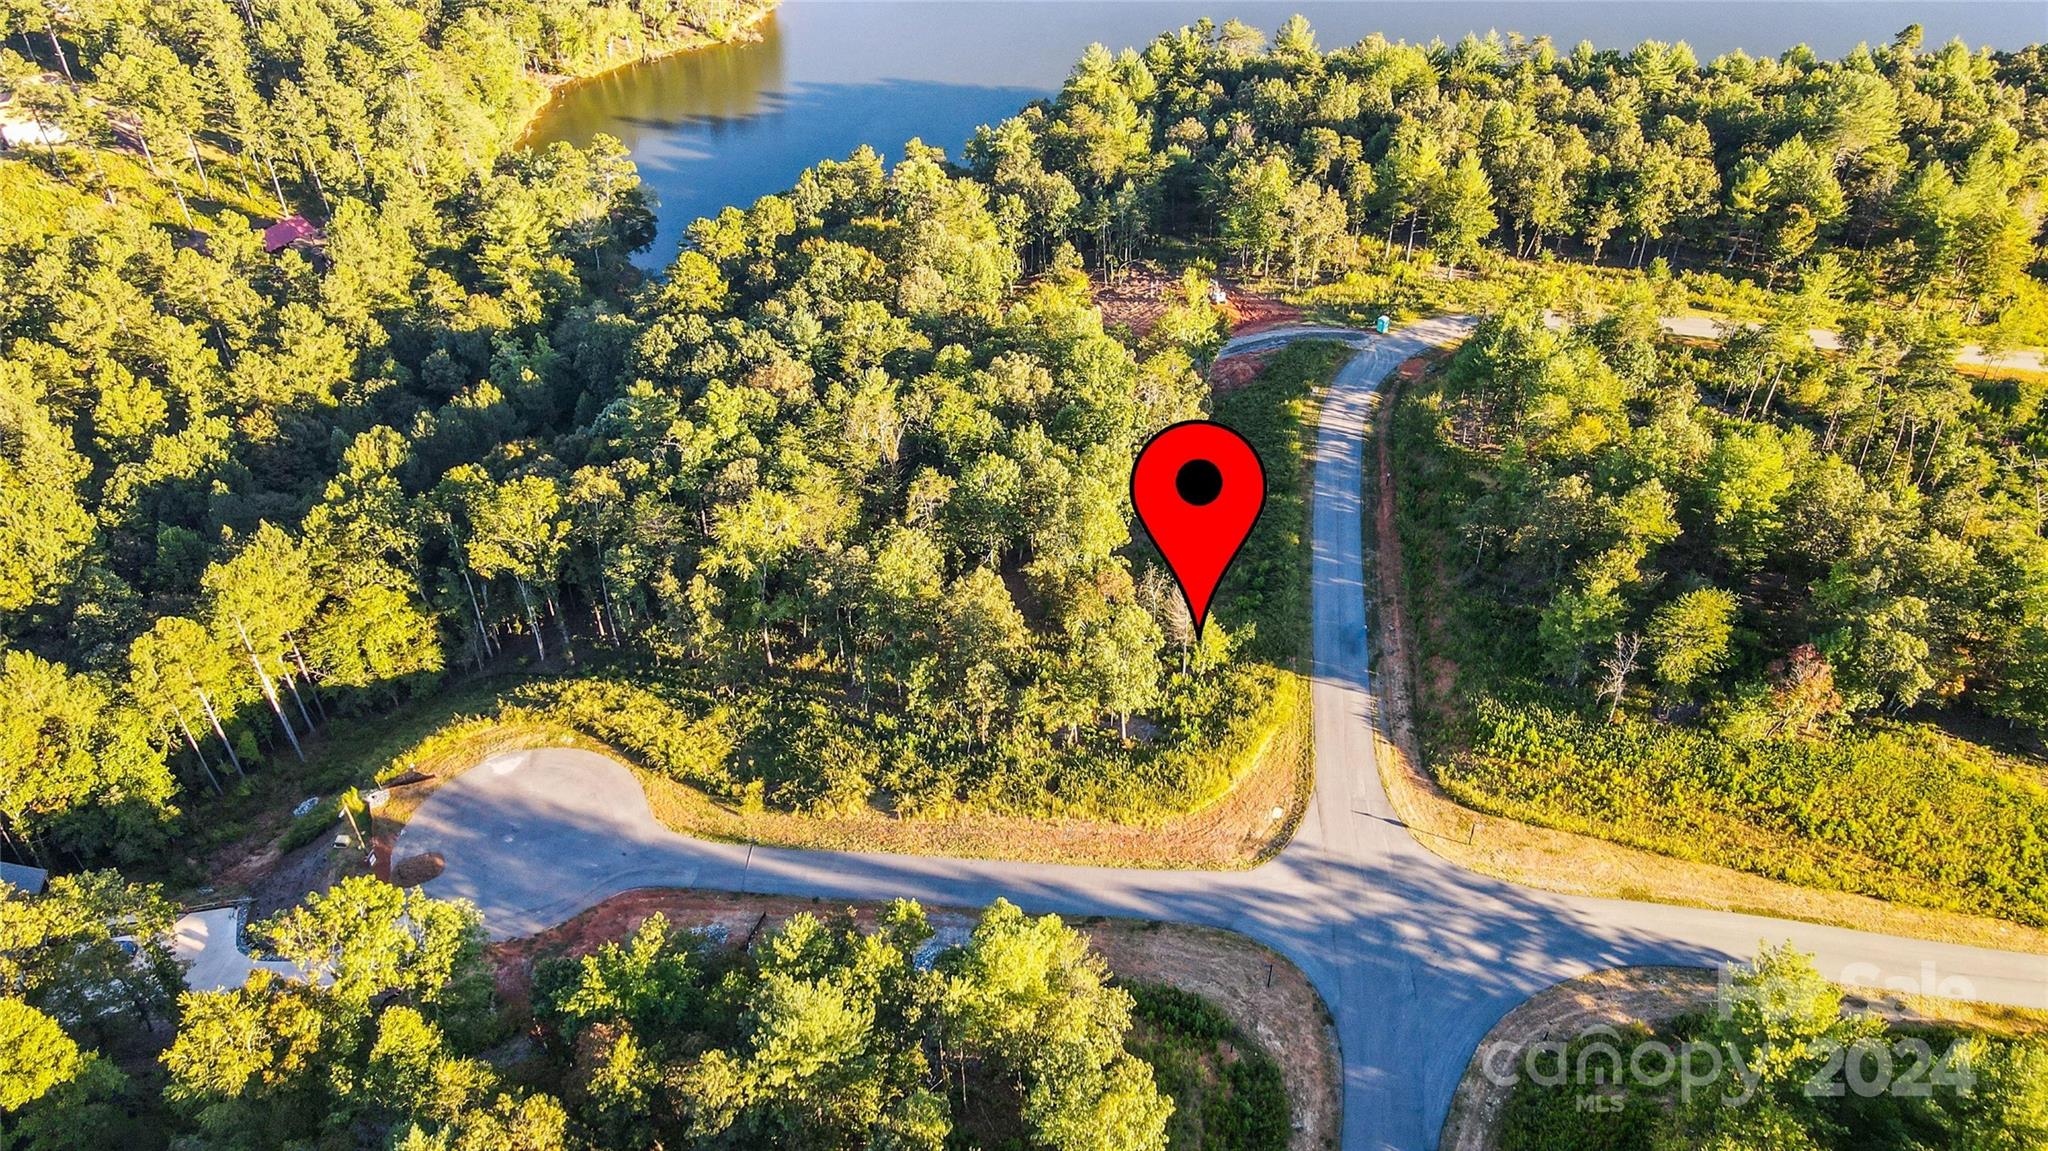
[262,215,323,254]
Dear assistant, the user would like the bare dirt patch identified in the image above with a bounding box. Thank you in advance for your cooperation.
[242,836,349,921]
[390,851,444,888]
[488,889,1339,1151]
[1365,353,2048,956]
[1208,348,1279,392]
[1221,289,1307,338]
[1082,919,1340,1151]
[1093,267,1302,344]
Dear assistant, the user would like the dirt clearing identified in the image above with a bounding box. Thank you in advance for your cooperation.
[1093,266,1302,345]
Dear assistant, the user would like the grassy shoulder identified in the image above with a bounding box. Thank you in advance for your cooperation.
[487,889,1337,1151]
[1440,953,2048,1151]
[1364,350,2048,955]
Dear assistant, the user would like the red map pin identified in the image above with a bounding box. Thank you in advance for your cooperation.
[1131,420,1266,636]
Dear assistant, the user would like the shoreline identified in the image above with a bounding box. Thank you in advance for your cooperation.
[512,0,780,146]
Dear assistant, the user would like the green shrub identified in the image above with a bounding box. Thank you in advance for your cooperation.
[1125,981,1290,1151]
[276,790,368,855]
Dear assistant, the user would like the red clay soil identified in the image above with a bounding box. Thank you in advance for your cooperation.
[1219,287,1304,337]
[1093,268,1301,344]
[1207,349,1279,391]
[487,889,942,1009]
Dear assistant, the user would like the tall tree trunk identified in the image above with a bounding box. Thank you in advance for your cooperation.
[235,618,304,761]
[24,103,63,167]
[81,137,116,204]
[0,814,46,868]
[459,563,498,657]
[45,24,73,83]
[196,688,244,777]
[548,589,573,661]
[187,133,212,196]
[516,578,546,661]
[1915,419,1945,486]
[262,150,290,214]
[283,670,316,733]
[174,710,223,795]
[289,638,327,722]
[599,575,623,641]
[294,139,331,214]
[1757,363,1784,419]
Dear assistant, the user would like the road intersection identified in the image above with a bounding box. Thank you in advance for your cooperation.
[394,318,2048,1151]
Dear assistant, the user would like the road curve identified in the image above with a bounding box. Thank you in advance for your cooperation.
[397,318,2048,1151]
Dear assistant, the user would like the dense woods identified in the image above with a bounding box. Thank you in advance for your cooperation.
[3,0,1358,872]
[0,0,784,864]
[5,5,2045,879]
[968,16,2046,335]
[5,876,1257,1151]
[1395,302,2048,923]
[950,14,2048,924]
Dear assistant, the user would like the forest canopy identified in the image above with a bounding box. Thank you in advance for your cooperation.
[965,15,2046,328]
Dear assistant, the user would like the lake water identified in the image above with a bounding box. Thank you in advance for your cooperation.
[526,1,2048,270]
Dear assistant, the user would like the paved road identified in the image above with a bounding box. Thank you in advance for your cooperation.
[398,318,2048,1151]
[1654,313,2046,374]
[171,906,301,990]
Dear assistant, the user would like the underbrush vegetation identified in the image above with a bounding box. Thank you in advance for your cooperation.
[1124,983,1292,1151]
[525,900,1183,1150]
[1395,307,2048,925]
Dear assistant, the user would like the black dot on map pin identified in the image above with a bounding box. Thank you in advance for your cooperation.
[1175,458,1224,506]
